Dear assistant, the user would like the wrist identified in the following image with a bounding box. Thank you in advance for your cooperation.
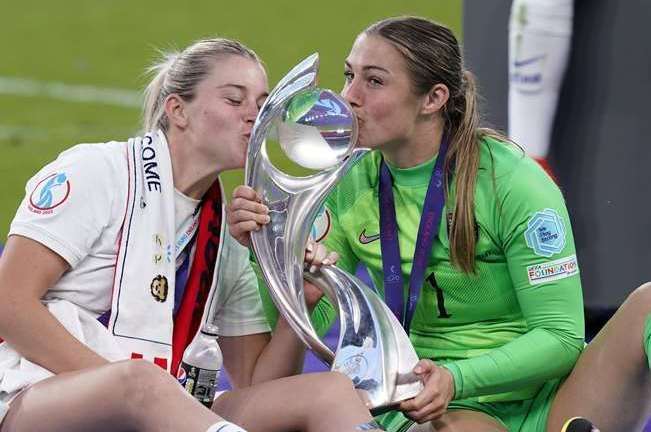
[440,363,460,401]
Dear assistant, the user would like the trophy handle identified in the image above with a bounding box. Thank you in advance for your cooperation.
[249,149,367,364]
[307,267,423,413]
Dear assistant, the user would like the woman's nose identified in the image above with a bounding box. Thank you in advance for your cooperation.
[341,82,361,108]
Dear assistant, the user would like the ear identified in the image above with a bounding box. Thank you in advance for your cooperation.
[420,83,450,116]
[164,94,189,129]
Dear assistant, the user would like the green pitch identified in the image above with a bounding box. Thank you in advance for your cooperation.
[0,1,461,239]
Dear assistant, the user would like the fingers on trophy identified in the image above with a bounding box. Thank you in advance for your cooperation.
[245,53,423,414]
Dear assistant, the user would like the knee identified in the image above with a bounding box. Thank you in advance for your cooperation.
[114,359,178,413]
[623,282,651,313]
[312,371,356,404]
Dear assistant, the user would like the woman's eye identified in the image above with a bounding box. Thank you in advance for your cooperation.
[226,98,243,105]
[368,77,383,87]
[343,71,354,81]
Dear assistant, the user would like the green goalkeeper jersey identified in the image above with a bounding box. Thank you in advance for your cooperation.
[314,136,584,402]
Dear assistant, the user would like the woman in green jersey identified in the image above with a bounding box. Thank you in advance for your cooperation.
[229,17,651,432]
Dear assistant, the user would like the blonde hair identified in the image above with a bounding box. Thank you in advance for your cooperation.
[142,38,260,133]
[365,17,507,273]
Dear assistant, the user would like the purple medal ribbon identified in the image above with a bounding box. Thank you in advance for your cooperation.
[378,133,449,332]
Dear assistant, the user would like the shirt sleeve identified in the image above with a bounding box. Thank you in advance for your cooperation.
[307,191,359,334]
[214,230,271,337]
[443,157,584,400]
[8,145,118,267]
[321,192,359,274]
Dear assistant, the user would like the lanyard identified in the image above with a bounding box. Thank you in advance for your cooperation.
[378,133,449,332]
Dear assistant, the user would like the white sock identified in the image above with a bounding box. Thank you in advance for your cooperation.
[508,0,574,159]
[206,420,248,432]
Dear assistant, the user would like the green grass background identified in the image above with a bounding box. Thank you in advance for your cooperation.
[0,1,462,240]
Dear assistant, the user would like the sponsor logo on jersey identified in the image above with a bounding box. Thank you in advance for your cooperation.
[525,208,566,257]
[28,172,71,214]
[527,254,579,285]
[511,54,546,94]
[513,54,546,68]
[309,207,331,242]
[359,228,380,244]
[150,275,169,302]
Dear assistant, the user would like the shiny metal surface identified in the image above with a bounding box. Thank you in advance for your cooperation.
[245,53,422,411]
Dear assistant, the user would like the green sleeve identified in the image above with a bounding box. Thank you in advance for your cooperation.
[302,191,363,334]
[322,190,359,274]
[444,159,584,400]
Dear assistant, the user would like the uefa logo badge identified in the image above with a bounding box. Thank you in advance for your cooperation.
[525,208,566,257]
[28,172,71,214]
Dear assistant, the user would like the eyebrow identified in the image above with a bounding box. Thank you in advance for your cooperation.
[344,61,390,74]
[217,83,246,90]
[218,83,269,100]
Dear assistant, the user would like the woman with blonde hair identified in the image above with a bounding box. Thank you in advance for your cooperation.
[0,37,381,432]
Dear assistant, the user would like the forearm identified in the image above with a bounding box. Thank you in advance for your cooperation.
[251,316,306,384]
[443,327,583,400]
[0,298,108,374]
[252,296,337,384]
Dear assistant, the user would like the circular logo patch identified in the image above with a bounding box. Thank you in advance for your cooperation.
[29,172,71,212]
[309,207,331,243]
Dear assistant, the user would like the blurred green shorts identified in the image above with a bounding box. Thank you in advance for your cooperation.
[376,378,561,432]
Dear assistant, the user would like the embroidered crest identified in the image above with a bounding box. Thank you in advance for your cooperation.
[524,208,566,257]
[150,275,169,302]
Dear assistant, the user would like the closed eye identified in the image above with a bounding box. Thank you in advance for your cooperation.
[368,76,383,87]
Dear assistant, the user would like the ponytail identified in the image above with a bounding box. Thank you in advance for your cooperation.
[447,71,481,273]
[142,51,178,134]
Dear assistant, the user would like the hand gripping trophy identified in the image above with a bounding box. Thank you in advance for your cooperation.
[245,54,422,413]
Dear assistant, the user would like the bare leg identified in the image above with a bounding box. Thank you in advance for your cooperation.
[213,372,378,432]
[547,283,651,431]
[404,410,507,432]
[0,359,221,432]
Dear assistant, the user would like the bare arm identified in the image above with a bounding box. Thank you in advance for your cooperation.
[0,235,109,373]
[219,316,309,389]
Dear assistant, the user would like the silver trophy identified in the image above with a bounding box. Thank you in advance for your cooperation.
[245,54,422,413]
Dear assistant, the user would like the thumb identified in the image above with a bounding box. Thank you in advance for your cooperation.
[413,359,435,375]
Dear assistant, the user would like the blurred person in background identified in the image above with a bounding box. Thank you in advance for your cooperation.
[229,16,651,432]
[508,0,574,179]
[0,37,381,432]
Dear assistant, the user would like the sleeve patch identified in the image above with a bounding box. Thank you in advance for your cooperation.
[310,206,331,243]
[28,172,71,214]
[524,208,566,257]
[527,254,579,285]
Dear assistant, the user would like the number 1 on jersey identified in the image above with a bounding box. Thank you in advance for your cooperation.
[427,273,451,318]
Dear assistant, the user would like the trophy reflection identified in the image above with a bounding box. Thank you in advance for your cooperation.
[245,54,422,413]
